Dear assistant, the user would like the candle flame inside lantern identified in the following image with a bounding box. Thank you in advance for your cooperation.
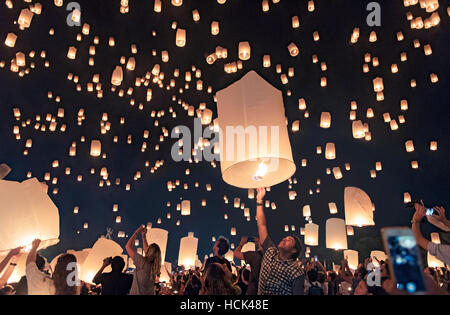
[253,161,268,181]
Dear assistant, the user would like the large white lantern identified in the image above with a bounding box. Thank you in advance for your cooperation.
[344,187,375,227]
[304,223,319,246]
[146,228,168,263]
[326,218,348,250]
[216,71,296,188]
[79,238,123,284]
[0,178,59,253]
[344,249,359,270]
[178,232,198,269]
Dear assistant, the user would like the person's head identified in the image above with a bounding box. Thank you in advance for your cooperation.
[36,253,45,271]
[201,263,234,295]
[53,254,78,295]
[278,235,302,260]
[145,243,162,277]
[307,269,318,282]
[111,256,125,273]
[213,237,229,257]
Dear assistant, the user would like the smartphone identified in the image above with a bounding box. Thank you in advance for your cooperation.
[425,208,436,216]
[381,227,426,295]
[314,256,318,262]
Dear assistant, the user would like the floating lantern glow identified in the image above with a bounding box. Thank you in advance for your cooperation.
[216,71,296,188]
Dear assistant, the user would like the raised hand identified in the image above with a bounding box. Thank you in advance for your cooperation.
[256,187,266,202]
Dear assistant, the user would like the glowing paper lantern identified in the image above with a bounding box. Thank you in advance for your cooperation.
[238,42,251,60]
[90,140,101,157]
[344,187,375,227]
[344,250,359,270]
[326,219,348,250]
[0,178,59,253]
[305,223,319,246]
[181,200,191,216]
[79,238,123,284]
[175,29,186,47]
[328,202,338,214]
[216,71,296,188]
[147,228,168,263]
[303,205,311,217]
[178,232,198,269]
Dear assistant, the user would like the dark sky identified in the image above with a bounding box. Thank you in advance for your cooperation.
[0,0,448,265]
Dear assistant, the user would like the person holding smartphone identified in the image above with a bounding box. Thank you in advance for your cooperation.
[411,201,450,265]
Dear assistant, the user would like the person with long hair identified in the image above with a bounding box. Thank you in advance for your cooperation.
[53,253,79,295]
[200,263,240,295]
[126,225,161,295]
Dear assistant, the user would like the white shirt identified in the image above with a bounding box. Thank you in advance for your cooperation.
[26,263,55,295]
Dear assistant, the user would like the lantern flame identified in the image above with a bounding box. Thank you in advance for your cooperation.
[253,161,268,181]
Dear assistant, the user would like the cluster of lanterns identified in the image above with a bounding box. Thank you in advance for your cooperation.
[0,0,446,271]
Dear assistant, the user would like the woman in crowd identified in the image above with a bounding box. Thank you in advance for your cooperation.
[125,225,161,295]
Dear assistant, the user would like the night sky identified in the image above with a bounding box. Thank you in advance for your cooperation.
[0,0,449,266]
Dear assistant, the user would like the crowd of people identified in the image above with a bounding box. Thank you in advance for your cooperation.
[1,189,449,295]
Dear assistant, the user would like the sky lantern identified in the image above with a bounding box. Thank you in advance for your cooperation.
[328,202,338,214]
[90,140,101,157]
[326,218,348,250]
[5,33,17,47]
[216,71,296,188]
[305,223,319,246]
[238,42,251,60]
[181,200,191,215]
[344,187,375,227]
[111,66,123,86]
[147,227,168,264]
[352,120,365,139]
[344,250,359,270]
[303,205,311,217]
[0,178,59,252]
[325,143,336,160]
[288,42,299,56]
[176,29,186,47]
[79,237,123,284]
[178,232,198,269]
